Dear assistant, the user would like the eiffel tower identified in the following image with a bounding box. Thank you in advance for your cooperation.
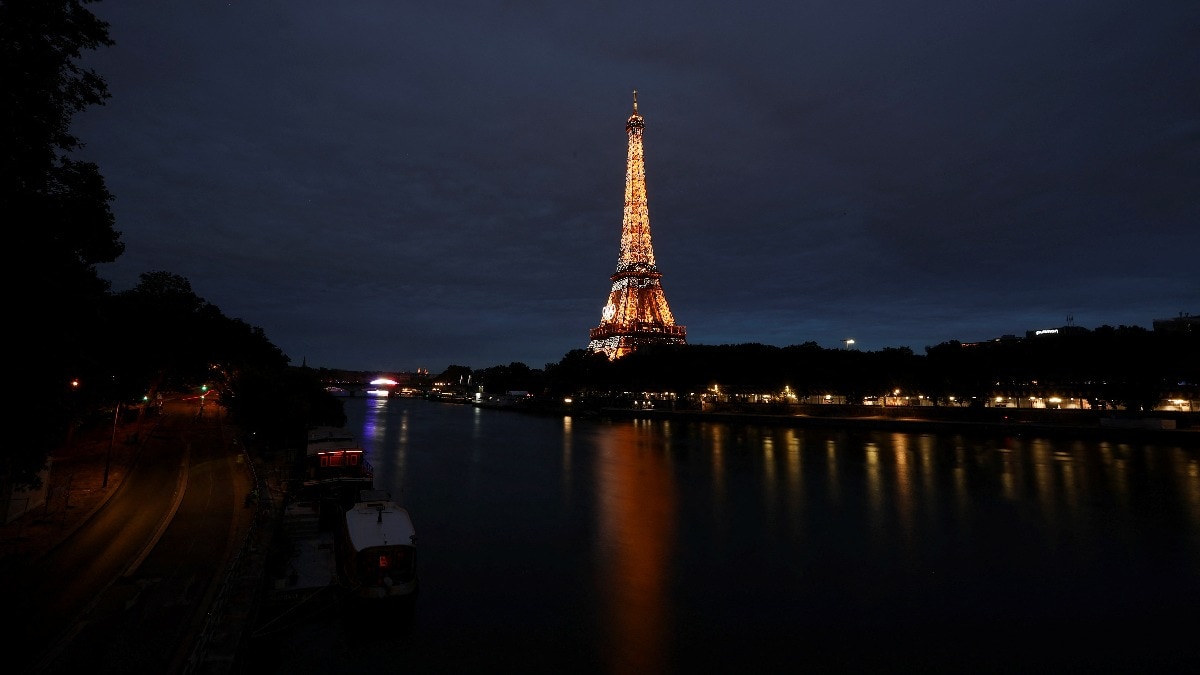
[587,90,686,360]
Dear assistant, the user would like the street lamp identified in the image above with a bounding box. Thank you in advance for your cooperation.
[843,338,855,350]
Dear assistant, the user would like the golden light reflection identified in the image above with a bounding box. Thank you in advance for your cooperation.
[784,430,803,527]
[561,416,574,503]
[865,443,883,532]
[1031,441,1059,530]
[891,433,917,556]
[595,423,677,674]
[762,433,779,524]
[710,424,728,535]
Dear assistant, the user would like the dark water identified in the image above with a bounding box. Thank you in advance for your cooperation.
[249,397,1200,674]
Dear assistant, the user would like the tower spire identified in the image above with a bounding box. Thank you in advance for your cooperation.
[586,92,686,360]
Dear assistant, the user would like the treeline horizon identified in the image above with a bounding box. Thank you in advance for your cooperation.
[309,321,1198,413]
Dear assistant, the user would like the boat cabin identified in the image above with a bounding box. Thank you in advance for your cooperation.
[300,427,373,513]
[337,489,418,599]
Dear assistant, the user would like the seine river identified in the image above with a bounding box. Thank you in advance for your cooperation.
[248,396,1200,673]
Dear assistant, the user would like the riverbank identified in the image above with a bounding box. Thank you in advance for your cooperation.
[599,407,1200,444]
[508,398,1200,444]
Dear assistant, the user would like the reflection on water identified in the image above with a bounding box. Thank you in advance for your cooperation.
[359,397,411,496]
[255,398,1200,673]
[561,416,574,504]
[1178,447,1200,526]
[595,423,677,674]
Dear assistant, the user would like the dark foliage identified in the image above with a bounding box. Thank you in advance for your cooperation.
[222,365,346,454]
[474,362,542,395]
[3,3,346,492]
[485,328,1198,413]
[4,0,122,488]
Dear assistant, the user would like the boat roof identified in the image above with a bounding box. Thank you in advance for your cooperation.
[345,497,416,551]
[307,439,363,455]
[308,426,356,443]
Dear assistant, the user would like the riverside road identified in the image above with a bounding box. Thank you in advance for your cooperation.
[7,398,255,675]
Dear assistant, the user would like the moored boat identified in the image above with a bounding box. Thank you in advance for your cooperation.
[336,489,418,599]
[301,426,373,514]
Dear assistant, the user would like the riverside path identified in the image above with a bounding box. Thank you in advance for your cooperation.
[4,397,260,674]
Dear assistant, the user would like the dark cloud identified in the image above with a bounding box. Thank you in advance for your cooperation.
[74,0,1199,371]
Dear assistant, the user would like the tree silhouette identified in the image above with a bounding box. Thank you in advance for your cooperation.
[3,0,123,488]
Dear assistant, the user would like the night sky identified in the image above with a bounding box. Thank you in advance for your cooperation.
[72,1,1199,372]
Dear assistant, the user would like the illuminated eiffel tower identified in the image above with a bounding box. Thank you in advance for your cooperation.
[587,90,686,360]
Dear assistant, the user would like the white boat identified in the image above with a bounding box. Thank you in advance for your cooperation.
[336,489,418,599]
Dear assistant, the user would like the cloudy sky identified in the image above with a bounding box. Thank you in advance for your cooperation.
[73,0,1198,373]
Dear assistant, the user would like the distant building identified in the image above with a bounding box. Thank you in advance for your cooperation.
[1025,325,1089,339]
[1153,312,1197,334]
